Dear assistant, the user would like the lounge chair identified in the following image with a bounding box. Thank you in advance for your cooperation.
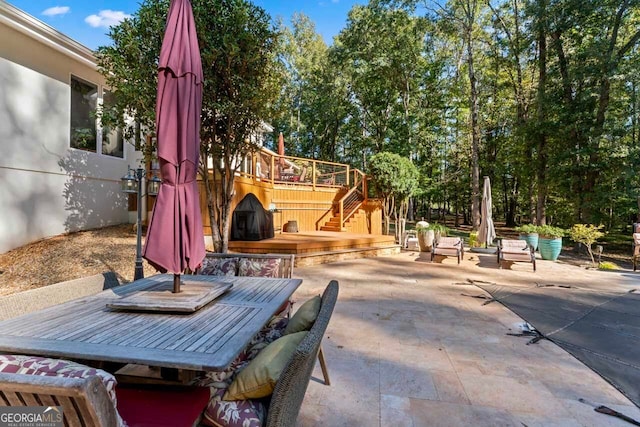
[498,239,536,271]
[633,233,640,271]
[431,236,464,264]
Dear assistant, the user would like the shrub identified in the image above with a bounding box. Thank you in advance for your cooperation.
[469,231,479,248]
[598,261,618,270]
[569,224,605,266]
[537,225,566,239]
[515,224,538,234]
[428,223,448,234]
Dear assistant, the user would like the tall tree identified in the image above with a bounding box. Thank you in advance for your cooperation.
[97,0,280,252]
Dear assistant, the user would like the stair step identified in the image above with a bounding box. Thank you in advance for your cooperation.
[320,225,346,232]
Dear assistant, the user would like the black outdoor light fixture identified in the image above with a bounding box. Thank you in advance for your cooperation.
[121,166,161,280]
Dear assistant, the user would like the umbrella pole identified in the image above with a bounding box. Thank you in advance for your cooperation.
[173,274,181,293]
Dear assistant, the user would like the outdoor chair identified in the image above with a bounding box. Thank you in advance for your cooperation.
[264,280,338,426]
[193,281,339,427]
[633,233,640,271]
[195,252,330,385]
[431,236,464,264]
[197,252,295,279]
[0,355,211,427]
[498,239,536,272]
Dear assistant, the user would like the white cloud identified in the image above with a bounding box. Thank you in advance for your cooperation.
[42,6,70,17]
[84,10,131,28]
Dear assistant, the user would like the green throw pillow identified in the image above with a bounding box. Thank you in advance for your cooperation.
[224,331,307,400]
[284,295,321,335]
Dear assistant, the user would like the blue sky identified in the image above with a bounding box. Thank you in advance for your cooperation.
[8,0,363,50]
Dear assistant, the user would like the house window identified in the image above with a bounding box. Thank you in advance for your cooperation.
[70,75,98,152]
[101,90,124,158]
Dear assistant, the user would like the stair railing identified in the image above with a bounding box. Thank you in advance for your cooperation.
[337,169,367,229]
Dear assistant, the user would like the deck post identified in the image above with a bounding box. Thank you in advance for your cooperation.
[252,152,257,182]
[346,165,350,186]
[312,160,316,190]
[271,154,275,185]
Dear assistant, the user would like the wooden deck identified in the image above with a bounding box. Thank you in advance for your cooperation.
[228,231,399,266]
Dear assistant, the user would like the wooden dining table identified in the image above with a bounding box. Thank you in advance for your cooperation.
[0,274,302,372]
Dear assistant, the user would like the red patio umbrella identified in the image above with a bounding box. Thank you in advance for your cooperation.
[277,132,285,167]
[143,0,205,293]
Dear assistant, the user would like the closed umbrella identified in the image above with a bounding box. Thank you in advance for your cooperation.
[143,0,205,293]
[477,176,496,248]
[277,132,285,167]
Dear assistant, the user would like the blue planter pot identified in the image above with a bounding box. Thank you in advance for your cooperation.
[518,233,539,252]
[539,237,562,260]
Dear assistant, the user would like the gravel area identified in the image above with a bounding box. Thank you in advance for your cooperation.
[0,225,152,296]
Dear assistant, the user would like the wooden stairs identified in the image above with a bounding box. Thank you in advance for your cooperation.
[320,190,366,232]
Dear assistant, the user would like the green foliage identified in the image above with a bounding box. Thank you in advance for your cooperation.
[569,224,605,247]
[368,152,419,200]
[97,0,281,252]
[537,225,566,239]
[598,261,618,270]
[468,231,479,248]
[515,224,539,234]
[570,224,605,266]
[428,223,448,235]
[276,0,640,231]
[368,151,419,238]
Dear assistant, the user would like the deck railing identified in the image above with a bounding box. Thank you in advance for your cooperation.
[237,148,360,190]
[336,169,367,229]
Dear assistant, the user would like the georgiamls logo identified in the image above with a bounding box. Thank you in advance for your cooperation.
[43,407,61,415]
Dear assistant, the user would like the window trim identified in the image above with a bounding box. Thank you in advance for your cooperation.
[69,74,129,160]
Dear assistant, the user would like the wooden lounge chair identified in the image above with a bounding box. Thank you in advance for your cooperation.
[431,236,464,264]
[498,239,536,272]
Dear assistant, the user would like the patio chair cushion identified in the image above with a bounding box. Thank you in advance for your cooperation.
[192,316,290,389]
[191,352,252,389]
[224,331,307,400]
[436,237,462,248]
[202,386,266,427]
[238,257,282,278]
[283,295,321,335]
[200,257,239,276]
[116,385,211,427]
[501,239,528,252]
[0,354,125,426]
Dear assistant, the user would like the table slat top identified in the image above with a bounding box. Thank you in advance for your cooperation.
[0,275,302,371]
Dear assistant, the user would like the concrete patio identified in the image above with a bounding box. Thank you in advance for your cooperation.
[291,250,640,426]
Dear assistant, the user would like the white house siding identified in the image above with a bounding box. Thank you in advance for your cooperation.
[0,8,140,253]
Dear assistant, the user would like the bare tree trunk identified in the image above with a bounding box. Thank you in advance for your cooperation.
[464,1,481,231]
[200,149,222,252]
[535,0,548,226]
